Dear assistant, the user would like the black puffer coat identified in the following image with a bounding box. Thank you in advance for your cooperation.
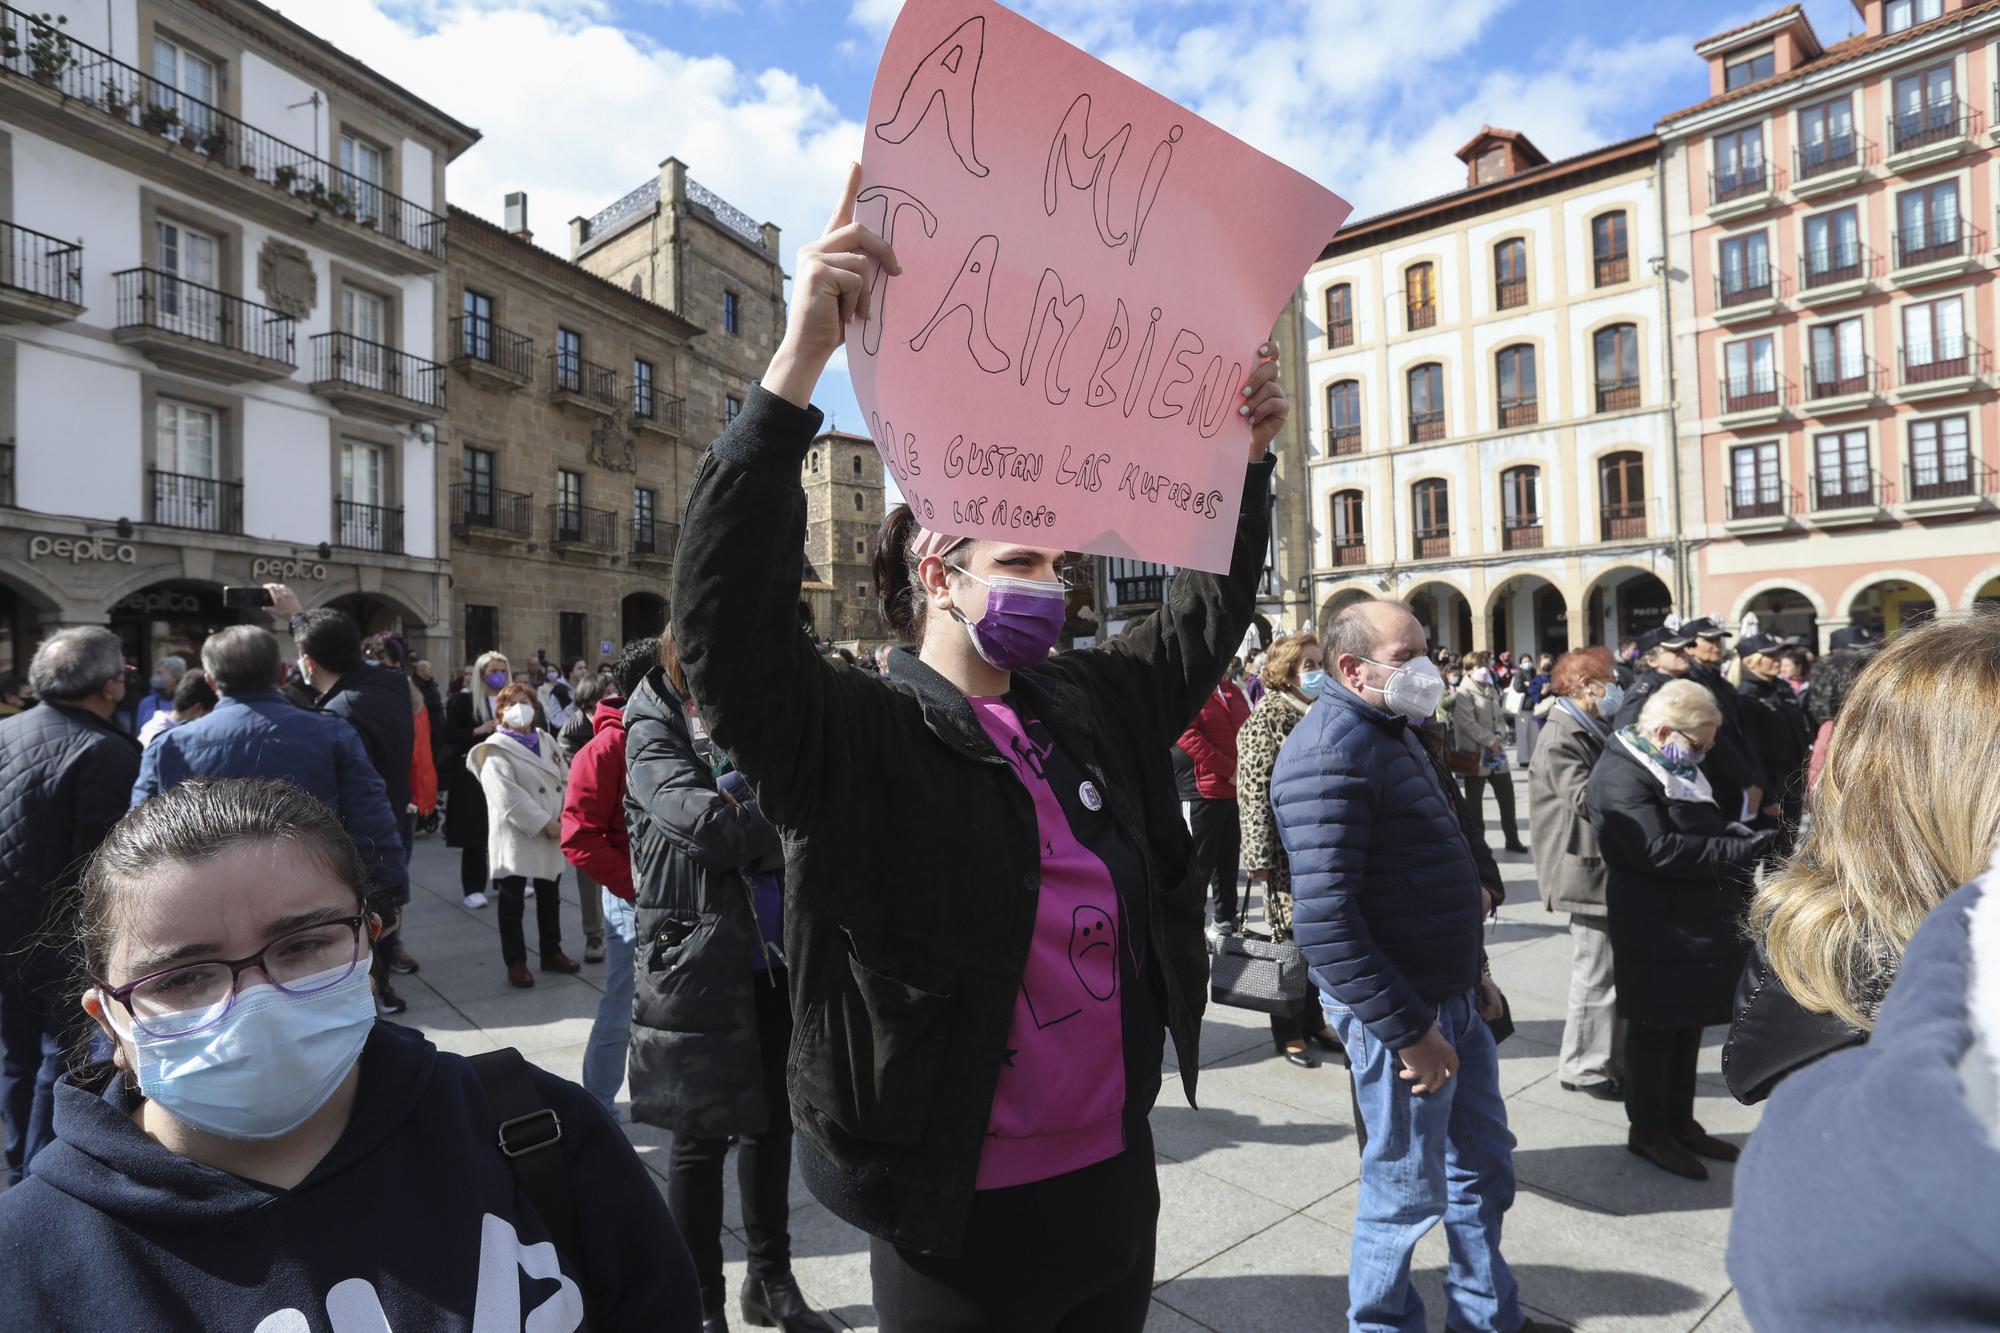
[1722,938,1865,1103]
[439,690,488,850]
[672,386,1271,1257]
[1585,737,1777,1027]
[317,663,414,815]
[623,665,783,1138]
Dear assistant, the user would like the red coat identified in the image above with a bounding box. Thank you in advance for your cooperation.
[408,706,438,816]
[1176,681,1251,799]
[560,696,634,901]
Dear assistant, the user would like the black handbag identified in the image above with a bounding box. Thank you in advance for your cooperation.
[1209,890,1312,1015]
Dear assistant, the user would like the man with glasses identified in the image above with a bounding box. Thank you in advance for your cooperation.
[0,627,140,1180]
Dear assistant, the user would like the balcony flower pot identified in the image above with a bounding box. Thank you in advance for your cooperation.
[274,164,297,190]
[237,161,257,178]
[22,14,74,86]
[178,130,199,150]
[358,217,377,230]
[140,105,179,136]
[339,209,356,222]
[200,131,229,159]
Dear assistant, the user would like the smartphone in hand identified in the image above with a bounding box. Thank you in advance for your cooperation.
[222,585,275,610]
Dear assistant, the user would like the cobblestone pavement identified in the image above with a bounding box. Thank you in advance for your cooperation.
[386,797,1759,1333]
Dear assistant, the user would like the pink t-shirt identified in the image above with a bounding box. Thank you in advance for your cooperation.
[969,696,1127,1190]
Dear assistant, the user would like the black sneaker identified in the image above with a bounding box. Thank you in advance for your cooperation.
[374,982,408,1017]
[387,940,420,974]
[1561,1078,1625,1102]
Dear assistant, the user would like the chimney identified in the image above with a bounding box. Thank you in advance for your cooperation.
[505,191,531,242]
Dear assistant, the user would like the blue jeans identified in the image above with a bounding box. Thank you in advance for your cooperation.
[581,891,637,1118]
[1324,989,1521,1333]
[0,976,60,1184]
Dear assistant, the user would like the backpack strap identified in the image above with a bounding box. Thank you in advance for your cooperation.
[469,1048,586,1276]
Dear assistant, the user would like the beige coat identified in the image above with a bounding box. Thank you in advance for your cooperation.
[467,730,568,880]
[1451,677,1505,753]
[1527,702,1610,914]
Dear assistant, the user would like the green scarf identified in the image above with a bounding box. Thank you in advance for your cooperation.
[1618,723,1700,782]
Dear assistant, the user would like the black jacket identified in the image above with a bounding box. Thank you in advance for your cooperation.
[0,702,140,973]
[1585,737,1776,1027]
[317,663,414,814]
[1722,938,1866,1103]
[440,690,489,850]
[672,386,1271,1256]
[0,1022,701,1330]
[1737,672,1811,823]
[623,665,784,1138]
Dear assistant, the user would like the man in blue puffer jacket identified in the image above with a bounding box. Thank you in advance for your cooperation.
[1273,599,1540,1333]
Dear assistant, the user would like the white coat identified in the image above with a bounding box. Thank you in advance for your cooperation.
[467,730,568,880]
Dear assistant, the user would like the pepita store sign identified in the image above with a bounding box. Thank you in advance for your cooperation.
[28,536,137,565]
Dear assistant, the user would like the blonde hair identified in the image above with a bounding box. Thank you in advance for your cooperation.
[470,650,509,725]
[1751,610,2000,1031]
[1261,632,1318,694]
[1636,678,1720,734]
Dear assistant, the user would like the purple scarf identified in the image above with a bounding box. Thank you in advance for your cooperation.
[500,727,541,757]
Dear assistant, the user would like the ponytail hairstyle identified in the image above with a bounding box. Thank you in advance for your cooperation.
[874,504,929,643]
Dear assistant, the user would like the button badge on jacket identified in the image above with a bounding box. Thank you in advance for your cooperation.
[1079,780,1103,811]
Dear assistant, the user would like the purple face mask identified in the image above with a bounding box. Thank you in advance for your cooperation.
[483,669,509,690]
[947,564,1066,671]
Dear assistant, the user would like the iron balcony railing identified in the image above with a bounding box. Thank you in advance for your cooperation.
[1715,265,1774,308]
[1727,480,1792,522]
[312,333,445,410]
[1593,254,1630,287]
[1795,133,1864,181]
[1722,372,1787,415]
[334,499,403,554]
[1899,341,1986,388]
[1327,424,1361,456]
[1906,457,1992,502]
[1407,303,1436,331]
[449,483,533,538]
[1497,396,1538,429]
[1810,469,1889,511]
[1495,277,1527,310]
[633,387,685,429]
[1,441,16,507]
[1501,517,1544,551]
[1709,160,1770,205]
[114,268,296,365]
[1596,376,1641,413]
[149,469,242,533]
[0,3,444,258]
[451,315,534,379]
[1890,99,1973,155]
[549,503,618,549]
[1806,356,1879,400]
[1413,526,1452,559]
[1332,537,1368,568]
[1894,221,1979,268]
[549,351,619,409]
[1801,242,1869,290]
[632,515,679,556]
[1409,409,1446,443]
[1600,502,1646,542]
[1,219,82,305]
[1328,320,1354,349]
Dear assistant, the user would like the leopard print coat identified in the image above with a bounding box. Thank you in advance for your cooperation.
[1234,687,1312,939]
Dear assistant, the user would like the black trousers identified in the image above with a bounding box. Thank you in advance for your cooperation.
[460,844,489,898]
[1624,1021,1702,1133]
[668,969,796,1314]
[870,1121,1158,1332]
[1460,768,1520,846]
[1269,993,1328,1045]
[1189,796,1242,926]
[493,874,562,965]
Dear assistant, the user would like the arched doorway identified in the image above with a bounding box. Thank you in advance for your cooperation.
[1975,577,2000,609]
[1845,578,1936,638]
[1739,586,1818,647]
[107,580,245,733]
[1486,574,1569,659]
[621,591,667,646]
[1584,569,1673,647]
[1405,581,1474,658]
[0,577,44,685]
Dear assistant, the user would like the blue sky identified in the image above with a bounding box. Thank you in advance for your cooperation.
[285,0,1866,436]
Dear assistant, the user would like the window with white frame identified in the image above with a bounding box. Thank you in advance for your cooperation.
[1813,429,1871,506]
[1803,207,1861,283]
[339,133,387,224]
[1902,295,1966,377]
[1730,441,1782,515]
[154,219,219,336]
[341,288,389,389]
[1724,49,1774,92]
[1797,95,1856,176]
[156,401,218,478]
[1808,317,1866,395]
[1724,335,1777,407]
[1885,0,1943,35]
[1895,179,1960,264]
[151,37,217,139]
[1712,125,1766,198]
[1891,63,1957,150]
[1908,414,1971,496]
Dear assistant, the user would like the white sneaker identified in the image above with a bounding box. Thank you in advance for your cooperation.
[523,885,535,899]
[463,892,489,909]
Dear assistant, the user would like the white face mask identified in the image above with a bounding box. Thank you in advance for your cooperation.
[500,702,536,730]
[1360,655,1447,722]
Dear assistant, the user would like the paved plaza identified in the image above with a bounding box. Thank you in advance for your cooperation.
[386,799,1762,1333]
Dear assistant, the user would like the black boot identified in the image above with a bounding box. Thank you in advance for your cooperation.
[740,1273,834,1333]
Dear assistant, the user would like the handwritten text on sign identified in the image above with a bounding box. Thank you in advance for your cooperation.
[847,0,1349,573]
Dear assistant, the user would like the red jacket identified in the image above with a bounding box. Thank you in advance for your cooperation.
[1176,681,1251,798]
[560,696,634,901]
[408,706,437,817]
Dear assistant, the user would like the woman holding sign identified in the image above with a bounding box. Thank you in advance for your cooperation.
[671,164,1286,1330]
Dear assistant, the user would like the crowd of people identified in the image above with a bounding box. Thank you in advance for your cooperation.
[1,162,1997,1332]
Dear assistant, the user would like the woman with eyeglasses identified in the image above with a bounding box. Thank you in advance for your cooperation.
[1585,679,1778,1181]
[0,777,700,1328]
[669,165,1285,1329]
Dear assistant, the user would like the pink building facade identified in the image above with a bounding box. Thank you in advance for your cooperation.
[1661,0,2000,647]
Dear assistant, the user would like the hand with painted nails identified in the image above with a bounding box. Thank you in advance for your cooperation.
[763,162,902,410]
[1239,342,1287,461]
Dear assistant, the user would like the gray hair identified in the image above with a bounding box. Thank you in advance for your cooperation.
[28,627,125,702]
[1322,597,1385,665]
[156,654,187,679]
[200,625,283,694]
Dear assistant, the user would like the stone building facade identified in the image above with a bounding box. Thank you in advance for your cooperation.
[568,158,784,451]
[802,429,887,645]
[442,201,699,671]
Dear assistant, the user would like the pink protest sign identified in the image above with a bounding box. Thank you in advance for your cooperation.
[847,0,1349,573]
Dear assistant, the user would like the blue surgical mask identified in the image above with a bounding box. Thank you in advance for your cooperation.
[118,963,375,1140]
[1298,669,1326,700]
[1596,681,1625,716]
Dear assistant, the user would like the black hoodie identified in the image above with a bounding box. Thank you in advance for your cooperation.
[0,1022,700,1331]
